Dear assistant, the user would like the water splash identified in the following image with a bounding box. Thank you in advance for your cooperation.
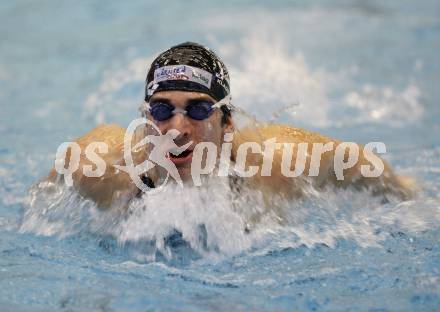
[19,172,440,264]
[223,33,424,127]
[81,35,423,129]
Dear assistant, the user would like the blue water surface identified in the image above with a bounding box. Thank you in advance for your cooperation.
[1,1,440,311]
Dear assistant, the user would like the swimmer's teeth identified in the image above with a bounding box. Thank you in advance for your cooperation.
[169,149,192,158]
[169,148,180,156]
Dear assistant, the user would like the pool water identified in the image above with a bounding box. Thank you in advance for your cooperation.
[1,1,440,311]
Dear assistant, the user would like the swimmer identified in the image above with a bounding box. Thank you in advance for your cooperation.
[47,42,416,209]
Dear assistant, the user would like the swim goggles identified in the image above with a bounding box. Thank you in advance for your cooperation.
[144,95,232,122]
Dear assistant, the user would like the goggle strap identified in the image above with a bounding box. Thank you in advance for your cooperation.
[212,94,232,109]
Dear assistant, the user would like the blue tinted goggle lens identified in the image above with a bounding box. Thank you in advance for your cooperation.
[149,102,215,121]
[149,103,174,121]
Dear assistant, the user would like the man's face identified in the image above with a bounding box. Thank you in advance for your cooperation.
[146,90,233,182]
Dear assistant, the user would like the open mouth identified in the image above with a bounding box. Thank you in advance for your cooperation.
[170,149,192,158]
[168,149,193,164]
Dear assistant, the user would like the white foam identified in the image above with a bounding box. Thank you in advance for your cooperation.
[20,173,440,262]
[82,57,151,124]
[342,83,423,126]
[222,34,423,128]
[224,33,332,127]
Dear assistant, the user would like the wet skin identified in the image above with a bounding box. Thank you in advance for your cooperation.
[46,91,416,209]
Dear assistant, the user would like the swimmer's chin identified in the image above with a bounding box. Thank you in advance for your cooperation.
[177,167,193,183]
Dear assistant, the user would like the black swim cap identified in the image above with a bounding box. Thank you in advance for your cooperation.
[145,42,230,102]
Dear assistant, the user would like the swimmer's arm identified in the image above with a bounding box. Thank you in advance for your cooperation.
[233,124,416,200]
[333,144,416,199]
[47,124,141,209]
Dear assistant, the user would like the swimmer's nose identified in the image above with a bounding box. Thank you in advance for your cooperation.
[166,113,192,140]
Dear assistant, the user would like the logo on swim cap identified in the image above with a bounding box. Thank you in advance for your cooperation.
[152,65,213,89]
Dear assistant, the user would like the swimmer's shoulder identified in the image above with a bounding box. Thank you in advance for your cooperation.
[233,123,336,145]
[233,122,417,200]
[47,123,140,209]
[75,123,126,149]
[48,124,125,176]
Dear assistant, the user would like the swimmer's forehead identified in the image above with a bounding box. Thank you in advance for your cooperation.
[149,90,216,104]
